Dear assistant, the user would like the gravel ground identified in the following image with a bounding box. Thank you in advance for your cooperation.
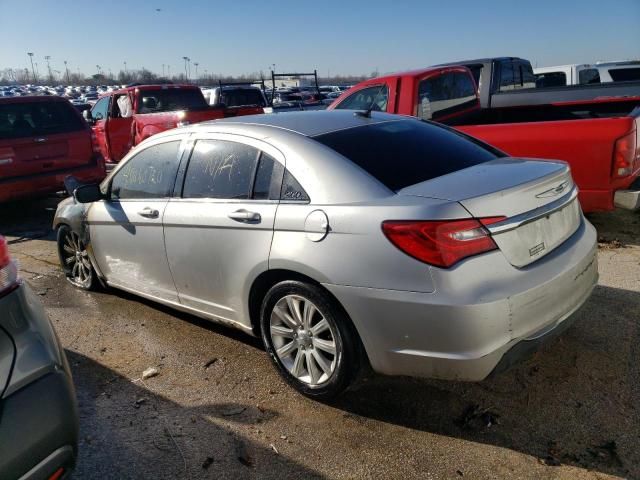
[1,197,638,480]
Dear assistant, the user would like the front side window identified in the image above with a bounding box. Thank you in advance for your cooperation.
[334,85,388,111]
[110,141,181,200]
[417,72,477,120]
[182,140,260,199]
[91,97,109,120]
[579,69,601,84]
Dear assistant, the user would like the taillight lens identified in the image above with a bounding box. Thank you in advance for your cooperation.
[613,130,638,178]
[382,217,505,268]
[0,236,18,297]
[90,132,101,155]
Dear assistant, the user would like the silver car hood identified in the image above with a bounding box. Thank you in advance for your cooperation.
[396,158,572,219]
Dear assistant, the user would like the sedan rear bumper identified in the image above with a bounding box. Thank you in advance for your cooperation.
[324,218,598,381]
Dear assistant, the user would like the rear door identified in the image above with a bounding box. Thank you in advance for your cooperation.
[88,137,185,301]
[0,99,92,180]
[163,134,283,327]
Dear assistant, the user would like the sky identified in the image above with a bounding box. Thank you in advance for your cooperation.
[1,0,639,78]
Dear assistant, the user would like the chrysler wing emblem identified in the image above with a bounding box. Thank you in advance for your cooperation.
[535,180,570,198]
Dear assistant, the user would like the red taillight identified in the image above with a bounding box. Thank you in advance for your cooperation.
[613,130,637,178]
[382,217,505,268]
[0,236,19,297]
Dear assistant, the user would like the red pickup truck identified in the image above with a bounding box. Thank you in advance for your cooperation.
[329,67,640,212]
[0,96,105,203]
[86,84,225,164]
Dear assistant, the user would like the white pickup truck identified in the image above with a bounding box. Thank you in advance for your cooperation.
[534,61,640,87]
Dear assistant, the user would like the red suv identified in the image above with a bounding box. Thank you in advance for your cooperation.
[0,96,106,203]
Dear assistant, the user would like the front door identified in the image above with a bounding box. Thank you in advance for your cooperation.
[107,94,134,162]
[163,136,284,327]
[90,97,111,160]
[88,138,185,301]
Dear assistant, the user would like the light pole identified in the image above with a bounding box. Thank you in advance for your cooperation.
[124,61,127,75]
[162,64,165,77]
[27,52,36,83]
[64,60,70,84]
[96,65,102,76]
[45,55,52,83]
[182,56,190,81]
[193,62,199,82]
[35,62,40,81]
[167,65,171,78]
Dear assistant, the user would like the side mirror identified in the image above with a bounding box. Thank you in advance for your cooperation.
[74,184,103,203]
[83,110,94,125]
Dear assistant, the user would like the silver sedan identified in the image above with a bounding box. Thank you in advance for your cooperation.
[54,111,598,398]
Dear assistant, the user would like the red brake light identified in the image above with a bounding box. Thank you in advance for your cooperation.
[382,217,505,268]
[613,130,637,178]
[0,236,19,297]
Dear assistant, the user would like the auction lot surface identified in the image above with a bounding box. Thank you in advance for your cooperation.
[2,197,638,480]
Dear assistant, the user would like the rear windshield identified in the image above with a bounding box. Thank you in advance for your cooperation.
[138,88,208,113]
[0,101,85,140]
[221,89,266,108]
[313,120,501,191]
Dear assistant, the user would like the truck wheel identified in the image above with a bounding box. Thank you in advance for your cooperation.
[260,280,362,400]
[57,225,97,290]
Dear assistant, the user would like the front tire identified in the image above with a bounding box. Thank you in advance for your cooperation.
[260,280,361,400]
[57,225,97,290]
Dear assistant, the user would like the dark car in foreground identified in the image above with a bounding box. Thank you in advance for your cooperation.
[0,236,78,479]
[0,96,106,204]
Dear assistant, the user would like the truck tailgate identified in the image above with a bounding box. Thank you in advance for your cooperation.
[456,116,639,212]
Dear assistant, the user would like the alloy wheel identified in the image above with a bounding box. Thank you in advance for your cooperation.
[60,230,93,288]
[270,294,339,386]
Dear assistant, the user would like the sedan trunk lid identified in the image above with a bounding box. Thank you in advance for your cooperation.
[397,158,582,267]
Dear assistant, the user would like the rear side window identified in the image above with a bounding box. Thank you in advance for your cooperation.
[334,85,388,111]
[498,61,515,92]
[0,101,85,140]
[138,88,207,113]
[280,170,309,202]
[417,72,477,120]
[579,69,601,84]
[182,140,259,199]
[608,68,640,82]
[313,120,501,191]
[253,153,284,200]
[111,141,181,200]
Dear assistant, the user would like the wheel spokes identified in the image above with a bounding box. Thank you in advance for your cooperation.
[276,340,297,358]
[286,296,303,326]
[312,337,336,355]
[311,318,330,335]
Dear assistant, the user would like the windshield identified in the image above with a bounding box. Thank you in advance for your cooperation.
[0,101,85,140]
[138,88,208,113]
[313,120,501,191]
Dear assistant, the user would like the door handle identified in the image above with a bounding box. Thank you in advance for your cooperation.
[137,207,159,218]
[228,209,261,223]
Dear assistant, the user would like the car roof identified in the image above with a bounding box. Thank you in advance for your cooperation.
[191,110,411,137]
[437,57,528,67]
[0,95,70,105]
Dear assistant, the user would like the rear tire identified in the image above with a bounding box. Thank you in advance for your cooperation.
[57,225,97,290]
[260,280,361,400]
